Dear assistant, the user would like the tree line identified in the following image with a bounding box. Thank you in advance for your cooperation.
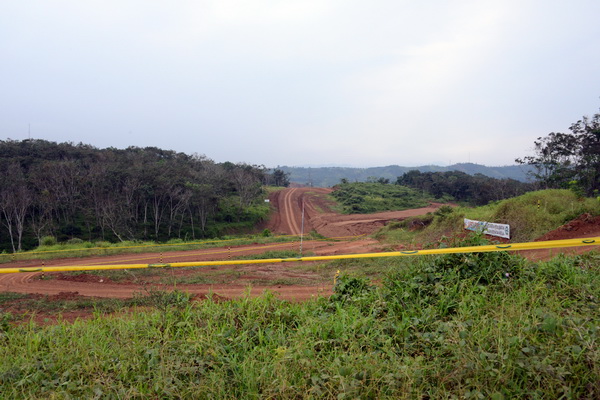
[516,106,599,196]
[395,171,534,205]
[0,140,288,252]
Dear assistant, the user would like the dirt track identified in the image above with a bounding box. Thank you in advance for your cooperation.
[267,187,445,237]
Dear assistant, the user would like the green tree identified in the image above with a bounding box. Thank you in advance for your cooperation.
[271,168,290,187]
[516,106,600,196]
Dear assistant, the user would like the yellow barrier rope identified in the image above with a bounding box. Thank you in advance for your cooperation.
[1,237,597,274]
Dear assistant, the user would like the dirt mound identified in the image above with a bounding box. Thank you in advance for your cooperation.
[535,213,600,242]
[520,214,600,261]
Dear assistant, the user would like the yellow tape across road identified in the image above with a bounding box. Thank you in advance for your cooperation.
[2,237,597,274]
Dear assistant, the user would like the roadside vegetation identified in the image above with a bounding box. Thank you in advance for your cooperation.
[0,236,598,398]
[0,232,312,264]
[375,189,600,244]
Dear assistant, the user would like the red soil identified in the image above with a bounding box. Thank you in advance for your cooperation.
[519,213,600,261]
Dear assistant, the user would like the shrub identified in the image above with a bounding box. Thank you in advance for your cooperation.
[330,274,375,304]
[40,236,57,246]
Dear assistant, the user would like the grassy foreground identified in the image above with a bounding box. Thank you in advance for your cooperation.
[0,238,598,398]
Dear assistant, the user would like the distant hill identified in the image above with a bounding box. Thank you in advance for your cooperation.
[278,163,534,187]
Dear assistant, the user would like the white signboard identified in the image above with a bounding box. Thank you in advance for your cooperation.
[464,218,510,239]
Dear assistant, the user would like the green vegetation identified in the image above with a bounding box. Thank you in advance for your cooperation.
[490,189,600,241]
[235,250,308,260]
[0,238,598,398]
[0,140,281,252]
[279,163,532,187]
[517,106,599,196]
[376,189,600,244]
[0,289,192,316]
[396,170,534,205]
[0,233,303,264]
[331,182,432,214]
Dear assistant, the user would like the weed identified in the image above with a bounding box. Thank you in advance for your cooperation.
[330,274,375,304]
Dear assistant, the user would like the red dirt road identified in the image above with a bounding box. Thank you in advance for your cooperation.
[267,187,444,237]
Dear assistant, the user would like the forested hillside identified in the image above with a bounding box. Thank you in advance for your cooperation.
[0,140,273,252]
[279,163,533,187]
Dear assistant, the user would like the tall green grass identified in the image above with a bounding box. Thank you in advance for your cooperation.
[490,189,600,241]
[1,243,598,398]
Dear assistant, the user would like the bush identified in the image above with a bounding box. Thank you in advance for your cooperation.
[490,189,600,241]
[384,235,525,317]
[330,274,375,304]
[433,205,454,218]
[40,236,57,246]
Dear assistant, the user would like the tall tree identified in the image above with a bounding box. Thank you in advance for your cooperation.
[0,163,32,251]
[517,106,600,196]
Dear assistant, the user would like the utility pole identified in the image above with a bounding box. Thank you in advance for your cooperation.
[300,199,305,256]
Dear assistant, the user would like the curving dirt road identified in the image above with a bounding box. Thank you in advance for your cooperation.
[267,187,445,237]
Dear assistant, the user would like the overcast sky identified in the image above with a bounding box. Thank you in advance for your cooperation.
[2,1,599,168]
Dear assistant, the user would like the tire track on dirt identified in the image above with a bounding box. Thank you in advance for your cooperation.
[282,188,301,234]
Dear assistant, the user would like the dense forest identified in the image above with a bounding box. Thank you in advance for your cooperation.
[395,170,535,205]
[0,140,286,252]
